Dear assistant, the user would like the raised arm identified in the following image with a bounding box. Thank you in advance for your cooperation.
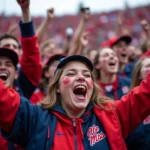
[68,8,90,55]
[115,73,150,139]
[141,20,150,39]
[70,31,89,55]
[36,8,55,44]
[115,12,130,36]
[17,0,31,22]
[140,20,150,58]
[16,0,42,98]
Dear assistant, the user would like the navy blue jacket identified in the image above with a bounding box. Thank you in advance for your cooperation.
[126,116,150,150]
[99,75,131,100]
[2,98,110,150]
[1,75,150,150]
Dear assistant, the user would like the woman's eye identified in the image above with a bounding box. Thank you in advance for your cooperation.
[102,54,108,58]
[7,63,13,67]
[84,74,91,78]
[66,73,75,76]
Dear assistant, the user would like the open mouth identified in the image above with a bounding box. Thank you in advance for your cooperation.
[121,53,127,58]
[0,73,8,81]
[108,62,115,67]
[73,85,87,98]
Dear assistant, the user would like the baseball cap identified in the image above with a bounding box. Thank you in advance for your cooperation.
[109,35,132,47]
[0,47,18,67]
[54,55,93,74]
[45,53,66,67]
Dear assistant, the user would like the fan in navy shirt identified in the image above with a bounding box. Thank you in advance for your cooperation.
[94,47,131,99]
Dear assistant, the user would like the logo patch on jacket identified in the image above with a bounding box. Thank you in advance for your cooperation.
[105,85,113,92]
[122,86,129,94]
[87,124,106,146]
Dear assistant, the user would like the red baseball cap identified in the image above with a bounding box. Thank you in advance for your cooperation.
[108,35,132,47]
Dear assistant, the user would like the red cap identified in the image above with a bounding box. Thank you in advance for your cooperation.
[108,35,132,47]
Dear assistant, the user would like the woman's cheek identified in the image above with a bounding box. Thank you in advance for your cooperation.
[99,58,107,69]
[62,77,71,85]
[100,58,107,63]
[88,79,94,88]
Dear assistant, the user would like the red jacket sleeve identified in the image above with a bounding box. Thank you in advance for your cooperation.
[21,35,42,86]
[115,73,150,139]
[0,134,8,150]
[0,80,20,133]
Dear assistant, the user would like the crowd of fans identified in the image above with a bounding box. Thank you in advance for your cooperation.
[0,4,150,48]
[0,0,150,149]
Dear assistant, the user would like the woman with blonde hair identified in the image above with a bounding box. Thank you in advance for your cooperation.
[0,55,150,150]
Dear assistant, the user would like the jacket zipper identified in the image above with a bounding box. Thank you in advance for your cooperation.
[72,119,78,150]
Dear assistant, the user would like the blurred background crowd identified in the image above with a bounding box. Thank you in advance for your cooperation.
[0,1,150,48]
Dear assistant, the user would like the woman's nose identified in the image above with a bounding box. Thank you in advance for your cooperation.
[77,74,85,82]
[110,55,114,59]
[0,64,6,69]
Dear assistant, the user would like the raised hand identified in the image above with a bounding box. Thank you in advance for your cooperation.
[16,0,31,22]
[81,8,91,21]
[117,12,124,25]
[16,0,30,9]
[80,31,89,47]
[47,8,55,21]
